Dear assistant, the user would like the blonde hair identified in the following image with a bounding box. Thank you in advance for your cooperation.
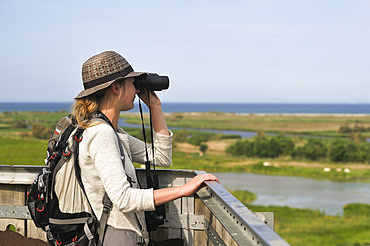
[73,79,126,129]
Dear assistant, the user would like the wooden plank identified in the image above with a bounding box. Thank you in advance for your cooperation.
[194,192,210,221]
[27,220,47,241]
[0,219,25,236]
[214,216,223,241]
[194,194,207,246]
[0,184,27,236]
[222,224,232,246]
[0,184,26,206]
[231,238,239,246]
[194,230,205,246]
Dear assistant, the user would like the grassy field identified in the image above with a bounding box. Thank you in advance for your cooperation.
[1,110,370,181]
[0,138,47,165]
[122,112,370,138]
[1,111,370,245]
[1,135,370,182]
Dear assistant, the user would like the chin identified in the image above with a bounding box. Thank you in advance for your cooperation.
[123,103,135,111]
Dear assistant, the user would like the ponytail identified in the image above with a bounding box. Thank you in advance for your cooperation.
[72,96,99,129]
[72,79,126,129]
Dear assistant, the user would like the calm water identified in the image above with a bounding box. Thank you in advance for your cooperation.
[1,102,370,114]
[215,172,370,216]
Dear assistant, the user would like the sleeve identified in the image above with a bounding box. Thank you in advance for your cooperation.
[121,128,173,167]
[87,124,155,213]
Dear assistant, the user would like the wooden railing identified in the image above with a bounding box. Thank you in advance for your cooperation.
[0,165,290,246]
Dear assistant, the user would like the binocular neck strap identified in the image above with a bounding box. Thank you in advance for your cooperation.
[138,90,158,189]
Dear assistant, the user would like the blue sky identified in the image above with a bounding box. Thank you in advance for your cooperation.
[0,1,369,103]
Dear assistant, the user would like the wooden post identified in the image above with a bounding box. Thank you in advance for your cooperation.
[0,184,27,235]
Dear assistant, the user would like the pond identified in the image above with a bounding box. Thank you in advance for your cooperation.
[214,172,370,216]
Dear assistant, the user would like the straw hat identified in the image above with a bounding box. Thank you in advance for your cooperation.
[75,51,147,99]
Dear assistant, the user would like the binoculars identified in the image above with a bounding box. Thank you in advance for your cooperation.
[134,73,169,91]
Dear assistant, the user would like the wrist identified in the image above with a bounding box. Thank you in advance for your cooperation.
[150,104,162,112]
[176,186,185,198]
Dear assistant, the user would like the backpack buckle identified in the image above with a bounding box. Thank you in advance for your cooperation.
[137,235,145,245]
[45,226,54,241]
[102,200,112,213]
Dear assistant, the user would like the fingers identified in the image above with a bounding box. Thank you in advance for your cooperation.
[180,173,219,197]
[190,174,219,190]
[197,173,220,184]
[138,90,160,107]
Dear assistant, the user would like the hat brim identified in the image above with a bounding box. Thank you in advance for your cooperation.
[74,71,147,99]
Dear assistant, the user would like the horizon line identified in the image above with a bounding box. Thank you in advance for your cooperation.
[1,101,370,105]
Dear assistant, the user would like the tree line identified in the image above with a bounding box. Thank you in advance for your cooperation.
[226,133,370,163]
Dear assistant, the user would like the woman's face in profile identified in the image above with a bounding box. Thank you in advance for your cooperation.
[119,77,139,111]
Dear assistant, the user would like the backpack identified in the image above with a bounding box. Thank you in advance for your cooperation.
[27,114,113,246]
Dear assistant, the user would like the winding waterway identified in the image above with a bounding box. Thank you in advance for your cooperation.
[214,173,370,216]
[119,119,370,141]
[118,119,370,215]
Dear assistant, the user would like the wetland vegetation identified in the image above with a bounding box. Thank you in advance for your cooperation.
[1,110,370,245]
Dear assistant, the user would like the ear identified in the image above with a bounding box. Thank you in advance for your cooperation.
[111,81,120,95]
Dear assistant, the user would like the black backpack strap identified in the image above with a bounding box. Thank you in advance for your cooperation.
[97,192,112,246]
[66,123,111,246]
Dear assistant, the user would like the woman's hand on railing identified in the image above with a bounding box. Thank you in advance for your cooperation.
[180,173,220,197]
[153,173,219,206]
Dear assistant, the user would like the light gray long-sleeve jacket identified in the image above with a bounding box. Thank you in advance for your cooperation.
[78,122,173,243]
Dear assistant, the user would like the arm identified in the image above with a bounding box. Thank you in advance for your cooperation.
[138,90,170,136]
[134,90,172,167]
[87,124,155,213]
[153,173,219,206]
[127,129,173,167]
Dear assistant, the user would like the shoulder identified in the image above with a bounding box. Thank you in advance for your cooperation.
[85,122,113,133]
[82,123,117,145]
[117,126,127,134]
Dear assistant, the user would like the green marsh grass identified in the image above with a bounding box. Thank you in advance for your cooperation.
[2,111,370,245]
[121,112,370,138]
[229,190,370,246]
[0,138,47,165]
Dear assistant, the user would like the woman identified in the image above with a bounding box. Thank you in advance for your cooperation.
[73,51,219,245]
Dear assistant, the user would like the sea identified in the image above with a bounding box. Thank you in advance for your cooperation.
[1,102,370,114]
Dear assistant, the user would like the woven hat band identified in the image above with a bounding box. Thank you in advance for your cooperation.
[83,65,134,90]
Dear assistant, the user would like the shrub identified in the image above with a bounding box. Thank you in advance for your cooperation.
[276,133,295,155]
[226,139,249,156]
[11,120,27,129]
[174,129,188,143]
[304,139,327,161]
[31,124,53,139]
[187,132,213,146]
[291,139,327,161]
[226,134,294,158]
[199,144,208,153]
[3,111,12,117]
[330,139,347,162]
[343,203,370,218]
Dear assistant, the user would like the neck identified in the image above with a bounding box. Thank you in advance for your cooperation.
[98,107,119,131]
